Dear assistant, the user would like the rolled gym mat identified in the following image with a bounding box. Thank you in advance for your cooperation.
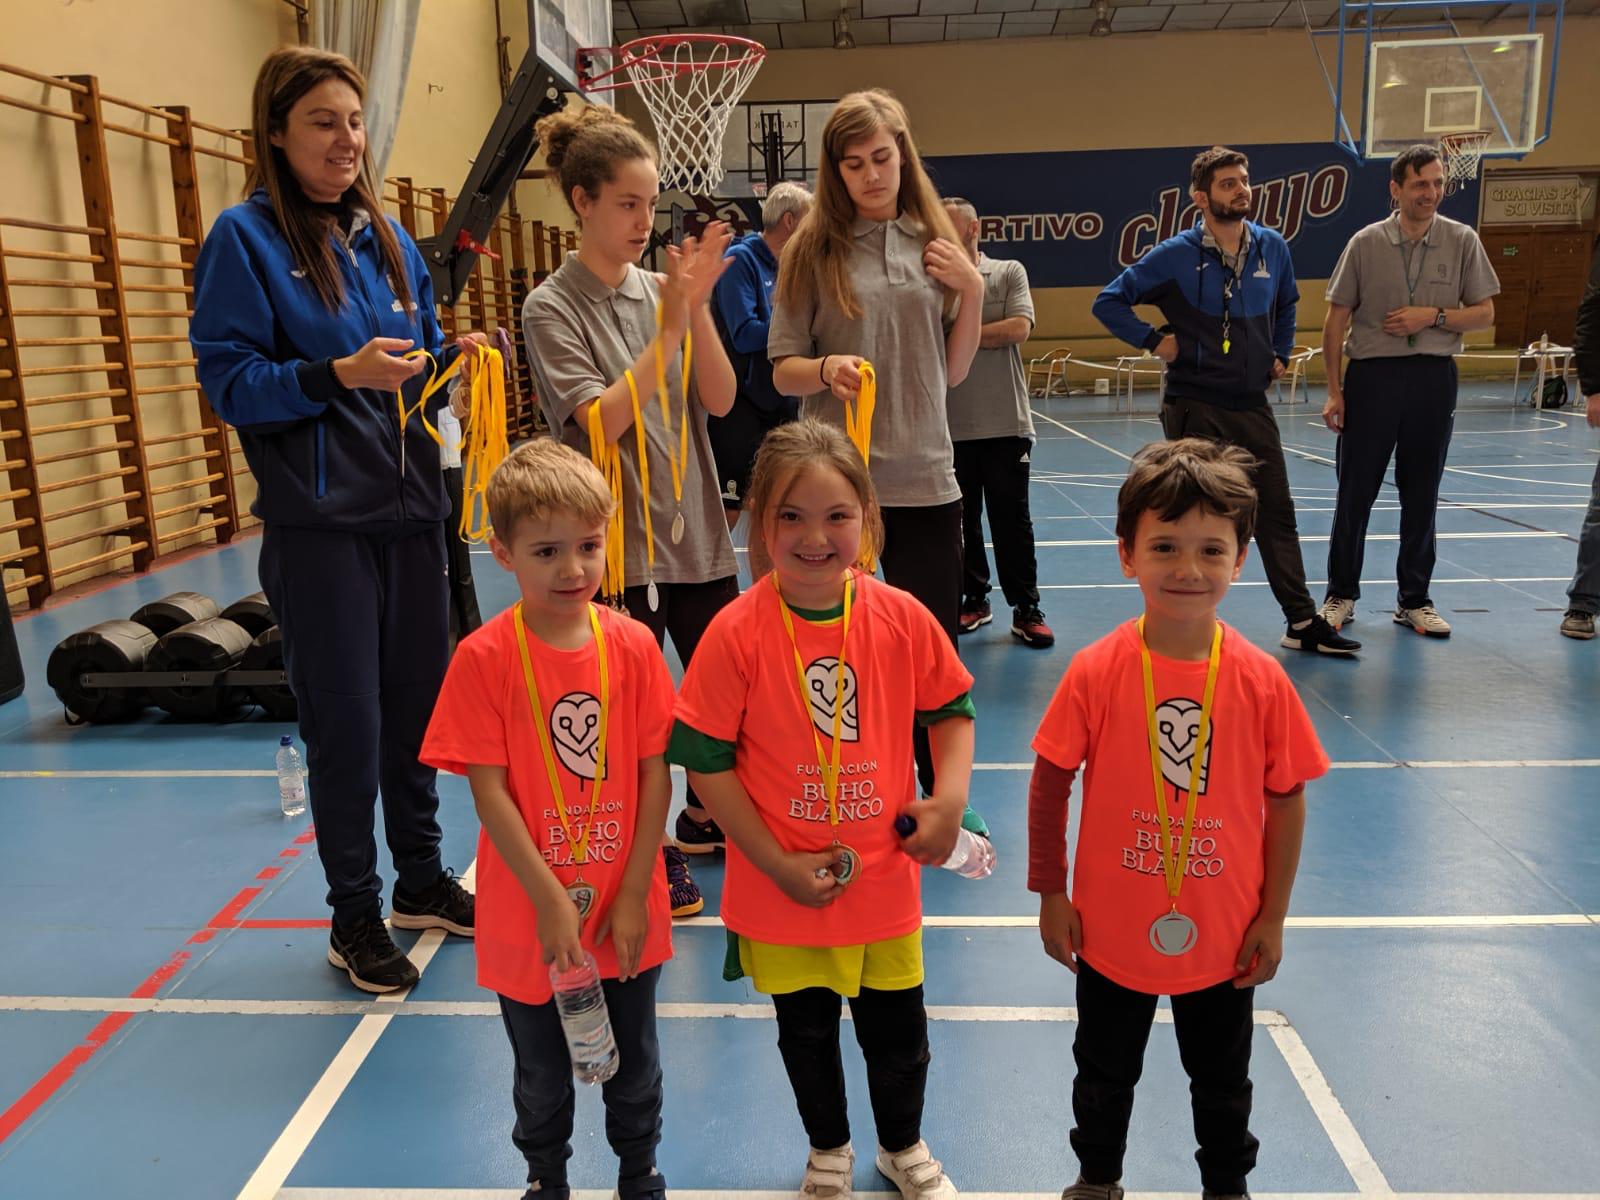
[145,616,252,720]
[243,625,297,721]
[129,591,220,639]
[220,591,276,640]
[46,619,157,722]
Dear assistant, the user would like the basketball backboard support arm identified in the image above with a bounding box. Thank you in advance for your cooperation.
[414,43,566,307]
[1303,0,1564,162]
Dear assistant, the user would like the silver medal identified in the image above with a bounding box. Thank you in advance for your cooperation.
[646,580,660,612]
[671,510,685,545]
[1148,910,1198,957]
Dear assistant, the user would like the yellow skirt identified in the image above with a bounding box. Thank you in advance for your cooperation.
[725,928,924,997]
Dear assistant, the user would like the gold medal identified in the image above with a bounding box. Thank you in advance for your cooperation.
[514,601,611,923]
[1137,616,1222,957]
[777,573,860,887]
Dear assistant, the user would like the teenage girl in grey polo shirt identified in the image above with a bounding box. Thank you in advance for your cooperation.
[521,105,740,904]
[768,89,984,797]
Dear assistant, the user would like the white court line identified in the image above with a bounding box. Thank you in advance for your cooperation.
[276,1193,1600,1200]
[1028,531,1569,548]
[233,863,475,1200]
[1267,1021,1392,1194]
[278,1193,1600,1200]
[1035,576,1570,591]
[1030,408,1133,460]
[7,757,1599,781]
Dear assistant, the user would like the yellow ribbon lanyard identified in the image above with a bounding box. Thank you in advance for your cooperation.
[774,572,854,842]
[587,402,627,607]
[394,344,509,543]
[513,600,609,875]
[1136,616,1223,910]
[653,301,692,529]
[588,308,691,609]
[843,361,876,469]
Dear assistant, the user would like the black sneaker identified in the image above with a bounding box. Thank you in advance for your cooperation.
[392,868,475,936]
[328,917,419,994]
[673,807,726,855]
[1011,606,1056,649]
[664,846,704,917]
[1280,613,1360,656]
[958,597,992,634]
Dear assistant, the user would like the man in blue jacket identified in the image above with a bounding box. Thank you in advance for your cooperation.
[1094,146,1359,656]
[709,182,812,577]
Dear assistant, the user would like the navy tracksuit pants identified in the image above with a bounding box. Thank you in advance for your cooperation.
[258,522,449,928]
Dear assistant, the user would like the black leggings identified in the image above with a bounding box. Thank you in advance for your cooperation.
[878,500,964,795]
[772,984,930,1153]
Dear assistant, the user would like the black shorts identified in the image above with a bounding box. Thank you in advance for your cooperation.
[708,399,790,511]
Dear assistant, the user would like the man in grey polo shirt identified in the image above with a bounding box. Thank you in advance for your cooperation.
[943,197,1053,649]
[1319,144,1499,640]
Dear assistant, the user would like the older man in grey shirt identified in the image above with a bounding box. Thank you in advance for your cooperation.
[1319,144,1499,641]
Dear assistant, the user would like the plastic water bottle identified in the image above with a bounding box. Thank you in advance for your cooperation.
[894,812,997,880]
[550,953,620,1084]
[276,735,307,817]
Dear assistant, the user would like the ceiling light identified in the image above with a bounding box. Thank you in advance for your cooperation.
[834,5,856,48]
[1492,38,1512,52]
[1089,0,1113,36]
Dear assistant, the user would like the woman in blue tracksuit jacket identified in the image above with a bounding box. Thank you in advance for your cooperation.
[191,46,481,993]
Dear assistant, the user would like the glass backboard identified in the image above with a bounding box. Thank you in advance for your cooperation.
[1365,34,1542,158]
[528,0,613,104]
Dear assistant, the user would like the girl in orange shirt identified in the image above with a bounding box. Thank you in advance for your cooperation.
[668,419,976,1198]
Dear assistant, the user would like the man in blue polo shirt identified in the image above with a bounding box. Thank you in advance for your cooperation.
[710,182,812,578]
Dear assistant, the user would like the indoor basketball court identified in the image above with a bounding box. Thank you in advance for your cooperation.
[1,1,1597,1197]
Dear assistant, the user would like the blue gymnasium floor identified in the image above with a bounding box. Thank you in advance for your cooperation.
[2,385,1598,1200]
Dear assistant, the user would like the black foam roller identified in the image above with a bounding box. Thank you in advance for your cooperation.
[220,592,276,640]
[145,616,252,719]
[46,619,156,722]
[243,625,297,722]
[129,591,220,638]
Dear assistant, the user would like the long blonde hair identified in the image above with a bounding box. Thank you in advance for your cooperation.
[246,47,412,314]
[776,90,960,320]
[747,419,884,574]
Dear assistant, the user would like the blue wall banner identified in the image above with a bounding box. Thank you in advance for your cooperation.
[922,143,1479,288]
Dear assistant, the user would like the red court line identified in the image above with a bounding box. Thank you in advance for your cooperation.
[0,948,186,1143]
[256,867,281,881]
[206,887,264,929]
[238,919,332,930]
[0,828,307,1146]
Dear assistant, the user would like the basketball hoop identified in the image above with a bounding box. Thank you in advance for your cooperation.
[1439,130,1490,193]
[581,34,766,197]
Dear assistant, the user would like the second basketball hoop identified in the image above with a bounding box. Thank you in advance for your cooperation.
[580,34,766,197]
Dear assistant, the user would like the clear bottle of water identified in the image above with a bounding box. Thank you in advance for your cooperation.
[894,813,997,880]
[276,735,307,818]
[550,953,619,1085]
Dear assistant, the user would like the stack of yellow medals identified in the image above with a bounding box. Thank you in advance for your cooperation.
[394,342,510,542]
[587,304,692,614]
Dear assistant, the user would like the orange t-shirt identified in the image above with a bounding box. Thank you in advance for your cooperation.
[1031,620,1329,995]
[421,604,676,1006]
[673,572,974,946]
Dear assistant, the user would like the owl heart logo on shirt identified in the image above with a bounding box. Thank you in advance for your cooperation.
[803,657,859,742]
[550,691,607,781]
[1155,698,1212,793]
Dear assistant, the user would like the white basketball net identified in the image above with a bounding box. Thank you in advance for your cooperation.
[622,38,763,197]
[1439,131,1489,191]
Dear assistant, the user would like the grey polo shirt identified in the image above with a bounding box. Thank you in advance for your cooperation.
[1326,213,1500,359]
[946,254,1036,443]
[768,214,960,508]
[522,255,736,587]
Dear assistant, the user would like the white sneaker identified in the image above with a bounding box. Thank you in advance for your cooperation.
[801,1142,854,1198]
[1394,604,1451,638]
[875,1140,957,1198]
[1318,595,1356,630]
